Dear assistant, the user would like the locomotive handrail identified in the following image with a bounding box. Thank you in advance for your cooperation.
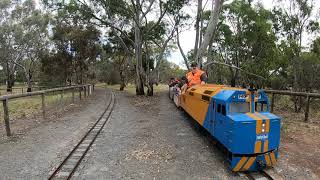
[1,84,95,137]
[264,89,320,122]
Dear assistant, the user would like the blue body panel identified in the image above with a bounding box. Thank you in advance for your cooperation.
[201,89,281,171]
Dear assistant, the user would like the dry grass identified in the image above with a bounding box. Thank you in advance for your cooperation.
[0,90,80,123]
[272,95,320,123]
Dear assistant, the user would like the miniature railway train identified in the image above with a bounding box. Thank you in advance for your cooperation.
[169,84,281,172]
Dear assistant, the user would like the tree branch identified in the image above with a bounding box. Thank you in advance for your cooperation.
[176,27,190,70]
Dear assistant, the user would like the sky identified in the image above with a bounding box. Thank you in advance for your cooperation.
[167,0,320,69]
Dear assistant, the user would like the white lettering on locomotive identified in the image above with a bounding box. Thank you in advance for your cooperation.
[256,134,268,140]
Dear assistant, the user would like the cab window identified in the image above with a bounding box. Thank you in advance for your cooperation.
[217,104,226,116]
[230,102,250,113]
[255,102,268,112]
[222,105,226,116]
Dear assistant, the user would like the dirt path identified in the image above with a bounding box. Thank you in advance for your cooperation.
[276,117,320,179]
[0,88,109,180]
[77,91,242,179]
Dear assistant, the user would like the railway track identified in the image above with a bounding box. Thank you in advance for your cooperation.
[49,91,115,180]
[244,170,274,180]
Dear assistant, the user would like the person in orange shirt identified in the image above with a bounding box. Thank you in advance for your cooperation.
[181,62,207,93]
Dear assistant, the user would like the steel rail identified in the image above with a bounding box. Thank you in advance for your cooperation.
[245,170,274,180]
[48,90,115,180]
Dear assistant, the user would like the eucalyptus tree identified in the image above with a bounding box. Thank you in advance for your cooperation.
[0,0,20,91]
[0,0,49,92]
[195,0,223,68]
[272,0,319,90]
[14,0,50,92]
[272,0,319,111]
[210,0,277,87]
[40,13,102,86]
[104,30,134,91]
[44,0,188,95]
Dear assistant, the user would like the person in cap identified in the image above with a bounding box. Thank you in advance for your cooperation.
[181,62,207,93]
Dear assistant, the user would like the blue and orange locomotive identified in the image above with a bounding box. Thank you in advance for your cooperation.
[170,84,281,172]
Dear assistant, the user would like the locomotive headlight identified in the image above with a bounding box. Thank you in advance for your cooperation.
[261,122,266,133]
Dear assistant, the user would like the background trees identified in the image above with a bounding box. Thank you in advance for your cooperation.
[0,0,319,97]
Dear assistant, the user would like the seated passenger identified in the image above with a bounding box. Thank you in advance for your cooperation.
[168,77,176,87]
[181,62,207,93]
[177,76,187,89]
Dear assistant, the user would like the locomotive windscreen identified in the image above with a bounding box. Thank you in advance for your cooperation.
[230,102,250,113]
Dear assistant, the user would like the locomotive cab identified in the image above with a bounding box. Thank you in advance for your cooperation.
[213,90,281,171]
[179,85,281,172]
[214,91,280,171]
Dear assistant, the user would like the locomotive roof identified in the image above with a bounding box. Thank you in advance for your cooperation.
[186,84,267,102]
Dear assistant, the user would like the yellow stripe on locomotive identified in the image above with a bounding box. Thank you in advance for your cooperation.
[175,84,281,172]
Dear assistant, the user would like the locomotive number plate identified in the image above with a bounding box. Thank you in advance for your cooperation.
[238,94,248,99]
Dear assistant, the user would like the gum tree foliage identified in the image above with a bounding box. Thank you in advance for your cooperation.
[210,0,278,87]
[44,0,189,96]
[0,0,49,92]
[272,0,320,112]
[103,30,134,90]
[272,0,319,90]
[40,13,101,87]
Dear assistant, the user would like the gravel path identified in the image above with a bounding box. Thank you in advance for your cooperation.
[0,88,109,180]
[77,91,242,180]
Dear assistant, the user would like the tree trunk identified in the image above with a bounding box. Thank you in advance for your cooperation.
[147,82,154,96]
[229,68,238,87]
[134,0,145,95]
[195,0,223,67]
[119,70,125,91]
[6,77,14,92]
[26,69,32,92]
[176,27,190,70]
[6,62,14,92]
[194,0,202,59]
[27,79,32,92]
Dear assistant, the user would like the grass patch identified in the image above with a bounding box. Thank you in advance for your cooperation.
[0,90,80,122]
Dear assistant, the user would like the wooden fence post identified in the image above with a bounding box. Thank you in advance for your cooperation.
[41,93,46,119]
[271,93,275,113]
[305,95,310,122]
[2,98,11,136]
[79,87,82,100]
[72,87,75,103]
[60,89,64,112]
[84,86,87,98]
